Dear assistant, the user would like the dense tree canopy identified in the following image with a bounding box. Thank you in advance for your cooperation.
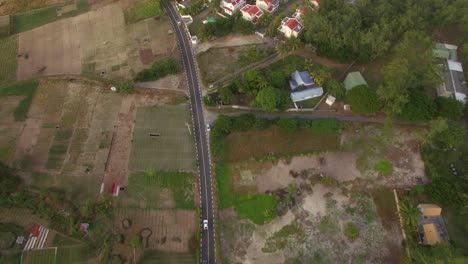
[0,163,22,196]
[253,87,284,111]
[303,0,466,62]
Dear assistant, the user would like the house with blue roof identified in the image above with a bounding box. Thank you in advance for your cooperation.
[288,70,323,108]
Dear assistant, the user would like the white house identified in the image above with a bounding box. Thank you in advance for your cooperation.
[221,0,246,16]
[240,4,264,24]
[256,0,279,13]
[278,17,303,38]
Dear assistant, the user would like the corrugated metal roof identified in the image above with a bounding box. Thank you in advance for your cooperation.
[423,223,441,246]
[290,87,323,102]
[343,71,367,90]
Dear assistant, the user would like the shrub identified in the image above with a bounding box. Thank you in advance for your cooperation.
[322,175,335,187]
[326,79,346,99]
[346,85,381,115]
[374,159,393,176]
[344,222,359,240]
[252,87,284,111]
[435,97,464,120]
[277,118,299,133]
[308,119,342,134]
[134,58,180,82]
[119,81,134,94]
[234,193,278,224]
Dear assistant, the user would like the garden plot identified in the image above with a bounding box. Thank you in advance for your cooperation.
[128,104,195,172]
[113,208,197,256]
[17,2,175,80]
[11,78,122,203]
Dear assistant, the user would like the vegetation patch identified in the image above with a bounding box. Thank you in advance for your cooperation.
[134,57,180,82]
[262,222,303,253]
[215,163,277,224]
[211,114,342,162]
[0,35,17,82]
[139,250,195,264]
[11,0,89,33]
[344,222,359,241]
[0,79,38,121]
[124,0,162,24]
[374,159,393,176]
[122,171,194,209]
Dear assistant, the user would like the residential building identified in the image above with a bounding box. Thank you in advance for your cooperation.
[256,0,279,13]
[278,17,303,38]
[221,0,246,16]
[292,8,305,20]
[289,70,315,90]
[343,71,368,91]
[240,4,264,24]
[326,95,336,106]
[417,204,449,246]
[433,43,467,103]
[288,70,323,108]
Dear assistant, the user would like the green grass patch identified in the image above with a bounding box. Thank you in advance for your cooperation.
[11,0,90,34]
[122,171,194,209]
[55,245,89,264]
[124,0,162,24]
[215,164,278,224]
[374,159,393,176]
[0,147,11,161]
[0,79,39,121]
[444,207,468,254]
[371,188,398,231]
[46,128,74,170]
[0,36,18,83]
[344,222,360,240]
[111,65,121,72]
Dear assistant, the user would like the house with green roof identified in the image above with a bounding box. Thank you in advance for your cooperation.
[343,71,368,91]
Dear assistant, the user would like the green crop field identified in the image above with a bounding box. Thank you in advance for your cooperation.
[128,104,196,172]
[22,248,57,264]
[124,0,162,24]
[11,0,89,34]
[0,35,18,83]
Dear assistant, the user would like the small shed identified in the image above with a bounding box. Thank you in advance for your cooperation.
[343,71,368,91]
[325,95,336,106]
[422,223,441,246]
[418,204,442,217]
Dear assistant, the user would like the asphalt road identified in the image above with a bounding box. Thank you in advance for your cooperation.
[162,2,216,263]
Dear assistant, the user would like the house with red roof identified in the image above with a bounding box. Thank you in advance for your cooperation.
[278,17,303,38]
[221,0,246,16]
[292,8,305,20]
[241,4,264,24]
[256,0,279,13]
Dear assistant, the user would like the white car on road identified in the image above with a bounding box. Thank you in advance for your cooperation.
[203,219,208,230]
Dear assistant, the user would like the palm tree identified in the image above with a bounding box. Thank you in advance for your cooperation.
[399,198,420,231]
[304,59,315,73]
[276,42,289,59]
[286,37,302,52]
[130,236,141,263]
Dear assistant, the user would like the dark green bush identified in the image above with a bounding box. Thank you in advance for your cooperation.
[135,58,180,82]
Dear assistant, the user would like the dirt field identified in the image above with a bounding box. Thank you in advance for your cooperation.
[0,0,65,15]
[17,2,175,80]
[113,208,197,260]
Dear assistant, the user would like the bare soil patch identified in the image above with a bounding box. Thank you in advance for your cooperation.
[0,0,65,15]
[113,208,197,260]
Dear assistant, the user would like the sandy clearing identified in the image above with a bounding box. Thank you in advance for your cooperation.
[255,152,360,192]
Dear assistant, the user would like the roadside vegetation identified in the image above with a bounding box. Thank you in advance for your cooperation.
[124,0,162,24]
[134,57,180,82]
[194,10,254,41]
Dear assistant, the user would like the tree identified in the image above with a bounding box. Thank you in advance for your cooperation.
[399,198,420,231]
[130,236,141,263]
[346,85,381,115]
[258,12,273,27]
[435,97,464,120]
[253,87,283,111]
[399,90,436,121]
[427,117,466,149]
[219,85,234,104]
[325,79,346,99]
[378,57,412,115]
[0,162,22,196]
[310,68,332,86]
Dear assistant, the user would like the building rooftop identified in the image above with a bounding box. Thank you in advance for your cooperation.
[343,71,368,90]
[290,87,324,103]
[289,70,314,90]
